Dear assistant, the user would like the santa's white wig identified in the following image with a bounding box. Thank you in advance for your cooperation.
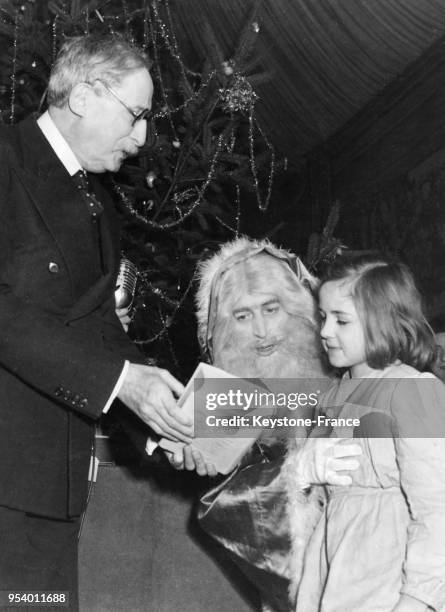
[195,236,318,356]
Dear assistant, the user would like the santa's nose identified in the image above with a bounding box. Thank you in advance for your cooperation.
[252,315,267,338]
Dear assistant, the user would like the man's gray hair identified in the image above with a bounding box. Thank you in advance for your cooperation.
[47,34,150,108]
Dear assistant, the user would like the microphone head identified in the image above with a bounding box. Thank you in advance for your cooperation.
[115,257,138,308]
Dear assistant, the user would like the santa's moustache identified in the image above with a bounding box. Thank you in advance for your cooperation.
[213,314,329,379]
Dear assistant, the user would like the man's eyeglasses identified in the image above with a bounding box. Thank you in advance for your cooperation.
[95,79,152,127]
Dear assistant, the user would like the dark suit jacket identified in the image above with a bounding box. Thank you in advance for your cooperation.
[0,116,143,519]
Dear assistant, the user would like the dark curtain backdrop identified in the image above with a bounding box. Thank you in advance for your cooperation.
[170,0,445,165]
[169,0,445,318]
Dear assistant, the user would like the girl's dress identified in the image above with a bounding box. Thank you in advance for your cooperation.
[292,363,445,612]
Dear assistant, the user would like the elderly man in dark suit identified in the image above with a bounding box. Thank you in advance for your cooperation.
[0,34,192,609]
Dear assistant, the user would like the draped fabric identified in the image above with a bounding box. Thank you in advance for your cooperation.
[198,442,293,612]
[170,0,445,165]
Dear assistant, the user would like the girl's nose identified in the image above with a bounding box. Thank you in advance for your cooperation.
[320,318,332,339]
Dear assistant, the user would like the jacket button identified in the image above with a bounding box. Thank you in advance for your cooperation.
[48,262,60,274]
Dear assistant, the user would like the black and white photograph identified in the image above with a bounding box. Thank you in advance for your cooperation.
[1,1,445,611]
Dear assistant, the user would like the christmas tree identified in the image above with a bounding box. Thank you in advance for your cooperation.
[0,0,282,377]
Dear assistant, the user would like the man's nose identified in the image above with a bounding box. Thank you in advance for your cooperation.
[131,119,147,147]
[252,315,267,338]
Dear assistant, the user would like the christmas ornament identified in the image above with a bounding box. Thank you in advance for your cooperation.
[219,75,258,113]
[145,171,157,188]
[221,60,234,76]
[143,199,154,211]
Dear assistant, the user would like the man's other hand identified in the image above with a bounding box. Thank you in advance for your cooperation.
[118,364,192,443]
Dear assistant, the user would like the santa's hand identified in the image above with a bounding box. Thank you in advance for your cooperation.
[294,438,362,488]
[165,448,185,470]
[183,446,218,477]
[165,445,217,477]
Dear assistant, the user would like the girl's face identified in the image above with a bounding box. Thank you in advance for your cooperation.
[318,279,373,378]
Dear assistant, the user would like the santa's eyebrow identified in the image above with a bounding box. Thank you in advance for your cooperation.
[233,298,280,314]
[232,306,251,314]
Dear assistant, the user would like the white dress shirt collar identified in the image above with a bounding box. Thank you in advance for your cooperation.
[37,111,83,177]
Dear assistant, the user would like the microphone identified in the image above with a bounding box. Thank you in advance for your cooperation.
[115,257,138,309]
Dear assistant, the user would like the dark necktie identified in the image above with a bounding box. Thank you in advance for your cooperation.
[72,170,106,273]
[72,170,104,218]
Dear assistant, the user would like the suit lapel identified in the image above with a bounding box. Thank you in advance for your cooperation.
[16,118,118,318]
[67,176,121,323]
[90,173,121,279]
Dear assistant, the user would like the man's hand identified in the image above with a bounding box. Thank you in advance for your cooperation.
[116,304,132,332]
[294,437,362,488]
[118,363,192,443]
[167,446,218,477]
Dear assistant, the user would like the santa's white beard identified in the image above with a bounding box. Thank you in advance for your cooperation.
[213,315,330,380]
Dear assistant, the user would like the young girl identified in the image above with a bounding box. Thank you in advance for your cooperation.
[293,253,445,612]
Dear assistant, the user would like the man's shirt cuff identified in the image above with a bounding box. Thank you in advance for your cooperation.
[103,360,129,413]
[145,438,159,455]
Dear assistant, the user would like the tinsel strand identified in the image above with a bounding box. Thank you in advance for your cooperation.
[52,15,58,63]
[248,103,275,211]
[164,0,180,57]
[138,278,182,307]
[215,184,241,235]
[153,95,220,220]
[112,133,224,230]
[133,273,196,345]
[148,5,178,139]
[163,0,194,87]
[142,5,150,50]
[84,4,89,34]
[215,215,237,234]
[152,69,217,120]
[151,0,200,78]
[235,183,241,236]
[9,12,19,124]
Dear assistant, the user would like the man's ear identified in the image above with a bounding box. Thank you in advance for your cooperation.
[68,82,91,117]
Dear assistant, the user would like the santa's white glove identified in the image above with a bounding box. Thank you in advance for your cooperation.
[294,438,362,488]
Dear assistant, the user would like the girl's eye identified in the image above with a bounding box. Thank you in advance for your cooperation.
[337,320,348,326]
